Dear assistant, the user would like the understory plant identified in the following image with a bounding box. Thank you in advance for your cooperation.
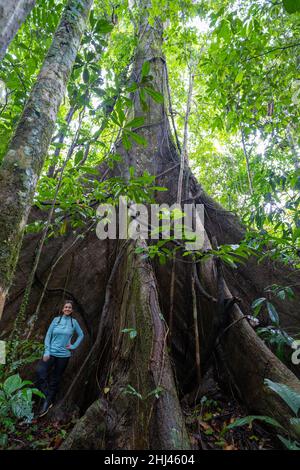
[227,379,300,450]
[0,373,44,448]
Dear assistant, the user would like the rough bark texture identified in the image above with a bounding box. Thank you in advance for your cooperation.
[0,0,93,319]
[59,239,190,449]
[1,1,300,451]
[0,0,36,61]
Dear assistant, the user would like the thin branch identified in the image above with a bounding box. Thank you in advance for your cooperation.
[244,42,300,62]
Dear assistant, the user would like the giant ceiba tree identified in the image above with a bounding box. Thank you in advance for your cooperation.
[0,0,300,450]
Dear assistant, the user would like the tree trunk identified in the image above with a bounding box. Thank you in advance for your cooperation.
[0,0,36,61]
[60,239,190,450]
[0,0,93,319]
[57,4,300,446]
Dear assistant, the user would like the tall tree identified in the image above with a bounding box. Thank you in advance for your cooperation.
[0,0,37,61]
[0,0,93,318]
[57,0,300,448]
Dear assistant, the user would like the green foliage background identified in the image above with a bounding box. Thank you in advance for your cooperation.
[0,0,299,265]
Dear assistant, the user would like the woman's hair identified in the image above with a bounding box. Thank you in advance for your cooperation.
[57,299,74,327]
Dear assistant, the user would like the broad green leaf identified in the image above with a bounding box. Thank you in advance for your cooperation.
[122,133,132,151]
[227,415,282,430]
[277,435,300,450]
[266,302,279,325]
[3,375,23,395]
[141,61,150,78]
[144,87,164,103]
[235,70,244,84]
[218,19,231,41]
[82,67,89,83]
[127,82,138,93]
[139,89,148,111]
[75,150,84,165]
[95,19,114,34]
[125,117,145,128]
[265,379,300,416]
[251,297,266,313]
[125,130,147,147]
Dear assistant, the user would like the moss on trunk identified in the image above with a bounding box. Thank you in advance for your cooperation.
[0,0,93,318]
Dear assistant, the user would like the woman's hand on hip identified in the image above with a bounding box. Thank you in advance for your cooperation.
[43,355,50,362]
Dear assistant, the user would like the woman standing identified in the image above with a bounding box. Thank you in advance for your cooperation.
[35,300,84,417]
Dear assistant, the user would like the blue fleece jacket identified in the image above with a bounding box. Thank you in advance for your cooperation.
[44,316,84,358]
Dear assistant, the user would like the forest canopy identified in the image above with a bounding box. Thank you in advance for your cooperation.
[0,0,299,263]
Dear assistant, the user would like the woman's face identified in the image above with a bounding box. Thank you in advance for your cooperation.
[63,303,73,316]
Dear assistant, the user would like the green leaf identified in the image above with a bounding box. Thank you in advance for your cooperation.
[125,130,148,147]
[115,101,126,125]
[81,166,100,175]
[122,384,143,400]
[221,254,237,268]
[150,186,168,191]
[251,297,266,316]
[31,388,45,398]
[146,386,164,399]
[75,150,84,165]
[125,116,145,128]
[122,133,132,151]
[127,82,138,93]
[144,87,164,104]
[235,70,244,84]
[141,61,150,78]
[218,19,231,41]
[283,0,300,14]
[277,435,300,450]
[3,374,23,395]
[139,88,148,111]
[95,19,114,34]
[0,434,8,447]
[110,111,121,127]
[286,287,295,299]
[82,67,89,83]
[266,302,279,325]
[290,417,300,435]
[265,379,300,415]
[251,297,266,309]
[93,88,105,97]
[227,415,282,430]
[122,328,137,339]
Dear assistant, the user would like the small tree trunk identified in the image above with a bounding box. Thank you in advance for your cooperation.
[0,0,36,61]
[0,0,93,318]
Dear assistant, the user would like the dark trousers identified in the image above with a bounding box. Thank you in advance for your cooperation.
[35,355,70,403]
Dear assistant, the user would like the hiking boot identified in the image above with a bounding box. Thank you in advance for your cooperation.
[38,399,53,417]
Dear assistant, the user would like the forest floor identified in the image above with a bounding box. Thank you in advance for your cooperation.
[3,396,278,450]
[3,374,280,450]
[184,392,278,450]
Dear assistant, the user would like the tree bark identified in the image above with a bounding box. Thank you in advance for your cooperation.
[59,240,190,450]
[56,2,300,445]
[0,0,36,61]
[0,0,93,319]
